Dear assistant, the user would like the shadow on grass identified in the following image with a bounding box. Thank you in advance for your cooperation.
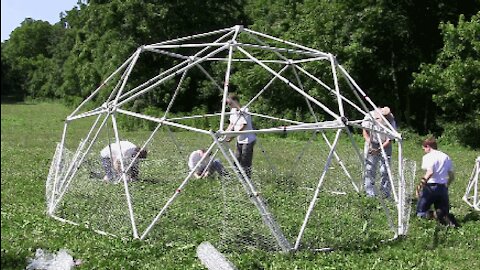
[1,250,27,270]
[461,210,479,224]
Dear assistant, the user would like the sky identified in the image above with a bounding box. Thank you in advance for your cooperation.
[1,0,80,42]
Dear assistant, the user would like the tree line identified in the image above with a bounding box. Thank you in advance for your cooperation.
[1,0,479,148]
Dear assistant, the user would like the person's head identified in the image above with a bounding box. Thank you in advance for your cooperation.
[422,136,437,153]
[226,93,241,108]
[136,147,148,159]
[374,107,394,122]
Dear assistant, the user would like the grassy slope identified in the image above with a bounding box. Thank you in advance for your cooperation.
[1,102,479,270]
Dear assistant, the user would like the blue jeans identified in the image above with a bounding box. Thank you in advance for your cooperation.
[416,184,449,218]
[364,153,391,197]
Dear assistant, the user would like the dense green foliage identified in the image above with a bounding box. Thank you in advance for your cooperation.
[2,102,479,269]
[411,13,480,148]
[1,1,479,148]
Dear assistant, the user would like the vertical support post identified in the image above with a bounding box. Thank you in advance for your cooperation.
[49,122,69,214]
[140,141,217,239]
[220,27,241,131]
[329,54,344,117]
[110,113,139,239]
[294,129,343,250]
[214,134,292,252]
[397,140,405,235]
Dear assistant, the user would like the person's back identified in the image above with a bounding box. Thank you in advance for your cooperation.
[229,107,256,144]
[188,150,206,172]
[188,149,226,179]
[417,137,458,227]
[99,140,145,182]
[101,141,137,159]
[362,107,396,156]
[422,149,452,185]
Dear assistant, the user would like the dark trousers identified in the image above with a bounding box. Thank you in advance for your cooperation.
[101,157,139,181]
[235,141,255,178]
[416,184,449,218]
[196,160,228,177]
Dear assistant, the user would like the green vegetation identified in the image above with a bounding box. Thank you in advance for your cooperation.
[2,102,479,269]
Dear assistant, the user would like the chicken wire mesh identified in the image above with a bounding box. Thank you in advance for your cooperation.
[47,125,415,252]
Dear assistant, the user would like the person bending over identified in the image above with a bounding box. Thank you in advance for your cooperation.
[100,140,147,182]
[188,149,227,179]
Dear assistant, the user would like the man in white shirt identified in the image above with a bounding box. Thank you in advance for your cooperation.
[188,149,226,179]
[417,137,457,226]
[361,107,396,198]
[225,94,256,178]
[100,140,147,182]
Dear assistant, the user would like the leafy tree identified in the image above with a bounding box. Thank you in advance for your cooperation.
[411,13,480,148]
[1,19,60,100]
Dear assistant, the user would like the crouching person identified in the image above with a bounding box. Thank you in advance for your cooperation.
[100,140,147,182]
[417,137,459,227]
[188,149,227,179]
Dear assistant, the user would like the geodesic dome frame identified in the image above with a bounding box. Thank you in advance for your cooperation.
[463,157,480,211]
[46,25,411,252]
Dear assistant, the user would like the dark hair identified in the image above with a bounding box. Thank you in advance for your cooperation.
[227,93,239,103]
[422,137,437,150]
[137,148,148,159]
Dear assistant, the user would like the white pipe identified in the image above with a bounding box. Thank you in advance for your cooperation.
[214,135,292,252]
[117,44,230,107]
[50,214,118,238]
[147,27,235,46]
[244,28,327,56]
[220,42,236,131]
[49,122,69,214]
[235,42,321,56]
[149,42,229,49]
[294,129,343,250]
[68,53,136,118]
[140,141,217,239]
[328,54,344,117]
[321,131,359,192]
[66,108,108,121]
[244,65,289,109]
[117,109,211,135]
[236,46,341,120]
[110,114,139,239]
[51,114,108,212]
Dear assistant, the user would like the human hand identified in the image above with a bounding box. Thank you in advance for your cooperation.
[415,184,423,199]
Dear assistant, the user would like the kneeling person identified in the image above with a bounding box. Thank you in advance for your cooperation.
[188,149,226,179]
[100,140,147,182]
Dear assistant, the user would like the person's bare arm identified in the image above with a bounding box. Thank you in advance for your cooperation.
[382,138,391,149]
[362,129,370,143]
[422,168,434,182]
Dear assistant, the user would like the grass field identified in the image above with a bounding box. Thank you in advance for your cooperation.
[1,102,479,269]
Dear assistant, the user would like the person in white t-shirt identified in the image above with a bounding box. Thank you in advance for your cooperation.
[361,107,397,198]
[416,137,458,227]
[100,140,147,182]
[225,93,256,178]
[188,149,226,179]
